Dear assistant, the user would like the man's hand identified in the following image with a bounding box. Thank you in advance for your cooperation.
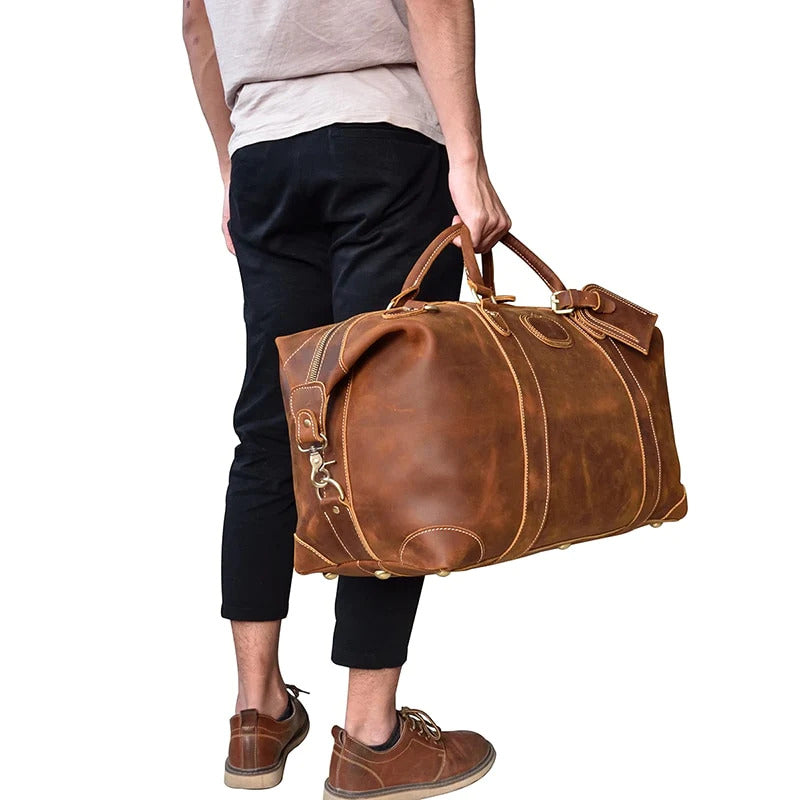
[222,178,235,255]
[448,153,511,253]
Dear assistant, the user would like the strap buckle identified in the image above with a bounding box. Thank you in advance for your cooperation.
[550,292,574,315]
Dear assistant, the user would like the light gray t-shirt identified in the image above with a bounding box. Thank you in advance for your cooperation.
[204,0,444,155]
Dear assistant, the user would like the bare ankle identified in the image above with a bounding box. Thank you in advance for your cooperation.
[345,710,398,747]
[235,676,288,718]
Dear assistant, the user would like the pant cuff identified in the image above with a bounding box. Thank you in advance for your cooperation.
[331,645,409,670]
[221,602,289,621]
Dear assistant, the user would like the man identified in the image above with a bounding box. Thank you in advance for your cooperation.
[183,1,510,796]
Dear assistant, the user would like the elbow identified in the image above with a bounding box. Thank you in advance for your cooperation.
[182,1,203,42]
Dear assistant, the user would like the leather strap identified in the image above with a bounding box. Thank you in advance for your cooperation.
[387,224,493,309]
[389,225,576,310]
[551,289,616,313]
[481,233,567,294]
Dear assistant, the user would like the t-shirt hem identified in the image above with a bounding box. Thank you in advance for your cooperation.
[228,113,446,156]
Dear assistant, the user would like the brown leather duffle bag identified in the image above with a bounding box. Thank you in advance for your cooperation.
[276,224,687,579]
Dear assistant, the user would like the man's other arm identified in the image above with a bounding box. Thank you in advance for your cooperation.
[182,0,235,253]
[405,0,511,252]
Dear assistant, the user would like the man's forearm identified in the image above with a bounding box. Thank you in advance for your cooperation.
[183,0,234,180]
[405,0,482,166]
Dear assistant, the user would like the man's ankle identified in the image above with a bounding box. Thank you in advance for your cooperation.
[235,677,289,719]
[345,711,398,747]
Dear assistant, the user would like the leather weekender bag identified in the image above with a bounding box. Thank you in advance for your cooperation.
[276,224,687,579]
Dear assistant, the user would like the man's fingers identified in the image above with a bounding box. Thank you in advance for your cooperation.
[223,219,236,255]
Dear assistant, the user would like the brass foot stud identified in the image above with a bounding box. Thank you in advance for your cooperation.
[323,572,337,580]
[436,569,451,577]
[374,570,391,580]
[650,521,663,528]
[558,543,571,550]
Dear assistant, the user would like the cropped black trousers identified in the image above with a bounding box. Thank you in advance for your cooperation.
[222,122,462,668]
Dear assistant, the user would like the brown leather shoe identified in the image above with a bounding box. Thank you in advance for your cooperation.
[224,685,310,789]
[324,706,495,800]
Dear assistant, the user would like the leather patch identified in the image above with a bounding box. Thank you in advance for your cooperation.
[521,312,573,348]
[399,526,484,570]
[577,285,657,354]
[289,382,327,445]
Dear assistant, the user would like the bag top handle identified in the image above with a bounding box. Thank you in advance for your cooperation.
[386,224,567,310]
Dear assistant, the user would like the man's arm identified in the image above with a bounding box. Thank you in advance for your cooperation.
[405,0,510,252]
[183,0,235,253]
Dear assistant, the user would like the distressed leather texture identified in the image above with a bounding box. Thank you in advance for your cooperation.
[276,224,687,578]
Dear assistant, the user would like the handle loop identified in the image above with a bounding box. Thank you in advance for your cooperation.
[386,224,494,310]
[387,225,567,310]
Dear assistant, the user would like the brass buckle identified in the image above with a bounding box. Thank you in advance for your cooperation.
[550,292,574,315]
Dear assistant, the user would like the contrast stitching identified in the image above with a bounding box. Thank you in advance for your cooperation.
[340,739,415,765]
[323,510,356,560]
[585,284,653,316]
[610,339,662,520]
[653,487,687,521]
[399,527,485,563]
[463,305,529,564]
[288,383,325,445]
[566,319,648,528]
[337,312,374,373]
[504,239,553,290]
[581,312,641,345]
[332,752,385,787]
[293,534,335,565]
[433,749,446,782]
[230,733,284,744]
[412,230,461,291]
[509,330,551,551]
[340,374,381,561]
[281,330,320,368]
[520,313,573,348]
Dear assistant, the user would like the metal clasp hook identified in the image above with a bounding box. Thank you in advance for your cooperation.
[308,448,346,501]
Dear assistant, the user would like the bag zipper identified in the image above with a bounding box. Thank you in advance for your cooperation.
[307,320,347,383]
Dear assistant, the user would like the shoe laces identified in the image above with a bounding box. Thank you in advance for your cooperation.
[399,707,442,742]
[286,684,309,698]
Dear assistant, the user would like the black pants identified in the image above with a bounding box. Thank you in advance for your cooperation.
[222,122,462,669]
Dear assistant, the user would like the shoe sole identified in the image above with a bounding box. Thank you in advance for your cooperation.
[322,742,496,800]
[224,718,310,790]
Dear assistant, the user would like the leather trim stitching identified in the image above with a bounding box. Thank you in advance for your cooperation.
[463,305,529,564]
[332,751,385,788]
[609,339,663,520]
[288,382,327,445]
[585,283,653,316]
[280,330,320,368]
[503,239,554,291]
[520,313,572,348]
[323,510,356,560]
[337,312,374,373]
[399,526,485,564]
[340,373,381,562]
[509,331,551,552]
[566,319,648,528]
[652,487,687,521]
[411,230,462,292]
[293,534,335,565]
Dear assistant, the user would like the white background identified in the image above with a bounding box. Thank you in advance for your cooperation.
[2,1,798,798]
